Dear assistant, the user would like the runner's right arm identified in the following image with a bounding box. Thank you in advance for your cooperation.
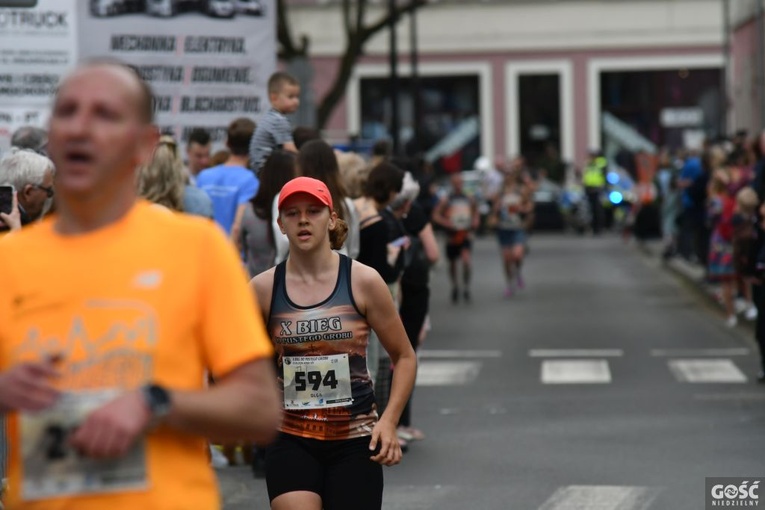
[0,361,60,414]
[431,196,452,230]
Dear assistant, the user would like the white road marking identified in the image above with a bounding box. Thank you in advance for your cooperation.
[530,349,623,358]
[668,359,748,383]
[416,361,482,386]
[651,348,749,357]
[541,360,612,384]
[694,392,765,401]
[419,349,503,359]
[538,485,660,510]
[382,484,455,510]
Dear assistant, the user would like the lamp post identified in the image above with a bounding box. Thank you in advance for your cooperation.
[757,0,765,130]
[410,7,421,155]
[721,0,730,137]
[389,0,400,156]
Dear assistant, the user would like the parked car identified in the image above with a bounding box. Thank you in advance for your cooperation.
[146,0,235,18]
[90,0,145,16]
[207,0,236,17]
[532,178,565,231]
[235,0,264,15]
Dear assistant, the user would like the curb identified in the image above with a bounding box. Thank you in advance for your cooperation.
[636,241,757,333]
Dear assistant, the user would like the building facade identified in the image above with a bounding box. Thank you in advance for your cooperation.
[287,0,724,169]
[729,0,765,138]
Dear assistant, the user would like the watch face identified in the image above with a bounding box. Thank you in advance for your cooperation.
[147,385,172,416]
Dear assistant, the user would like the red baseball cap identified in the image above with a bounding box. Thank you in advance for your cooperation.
[278,177,334,210]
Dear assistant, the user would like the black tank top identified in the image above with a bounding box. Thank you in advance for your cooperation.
[267,254,377,440]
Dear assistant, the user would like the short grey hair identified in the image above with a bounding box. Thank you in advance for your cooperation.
[11,126,47,153]
[0,148,54,191]
[389,171,420,211]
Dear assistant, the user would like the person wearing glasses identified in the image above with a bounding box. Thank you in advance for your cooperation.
[0,147,54,503]
[0,148,55,233]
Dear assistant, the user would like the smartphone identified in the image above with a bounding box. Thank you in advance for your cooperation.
[0,185,14,215]
[389,236,408,248]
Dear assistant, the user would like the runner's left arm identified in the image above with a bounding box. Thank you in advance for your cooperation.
[471,196,481,230]
[354,263,416,466]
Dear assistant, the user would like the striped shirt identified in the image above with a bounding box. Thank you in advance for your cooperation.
[248,108,293,174]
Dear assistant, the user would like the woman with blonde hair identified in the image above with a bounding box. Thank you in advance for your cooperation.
[337,151,369,199]
[707,168,737,326]
[137,137,186,211]
[492,169,534,297]
[138,136,213,217]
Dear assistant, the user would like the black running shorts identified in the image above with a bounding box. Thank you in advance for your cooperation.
[446,239,472,260]
[265,432,384,510]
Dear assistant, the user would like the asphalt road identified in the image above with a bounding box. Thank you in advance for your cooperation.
[218,233,765,510]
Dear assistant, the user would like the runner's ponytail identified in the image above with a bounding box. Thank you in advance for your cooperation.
[329,218,348,250]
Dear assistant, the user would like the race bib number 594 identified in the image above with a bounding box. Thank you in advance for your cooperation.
[283,354,353,409]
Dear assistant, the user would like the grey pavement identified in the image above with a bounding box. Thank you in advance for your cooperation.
[218,233,765,510]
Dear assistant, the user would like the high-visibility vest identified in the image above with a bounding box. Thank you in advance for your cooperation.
[583,158,607,188]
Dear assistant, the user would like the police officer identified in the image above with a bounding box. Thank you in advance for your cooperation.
[582,148,608,235]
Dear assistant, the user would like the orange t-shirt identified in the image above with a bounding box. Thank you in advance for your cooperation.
[0,201,273,510]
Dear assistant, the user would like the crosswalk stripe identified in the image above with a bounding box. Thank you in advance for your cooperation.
[668,359,747,383]
[419,349,503,359]
[694,392,765,401]
[541,360,611,384]
[530,349,624,358]
[651,348,749,357]
[416,361,482,386]
[538,485,660,510]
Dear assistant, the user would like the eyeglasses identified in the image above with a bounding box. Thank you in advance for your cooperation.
[35,185,54,198]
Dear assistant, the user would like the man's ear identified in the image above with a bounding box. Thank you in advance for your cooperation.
[21,183,35,202]
[277,216,285,234]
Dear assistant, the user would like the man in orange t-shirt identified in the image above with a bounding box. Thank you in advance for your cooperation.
[0,61,281,509]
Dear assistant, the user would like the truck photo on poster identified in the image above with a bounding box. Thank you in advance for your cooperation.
[78,0,274,150]
[89,0,265,19]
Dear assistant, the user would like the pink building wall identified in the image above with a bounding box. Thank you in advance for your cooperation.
[731,17,760,134]
[309,44,721,165]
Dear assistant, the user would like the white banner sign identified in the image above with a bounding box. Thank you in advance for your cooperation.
[660,107,704,128]
[0,1,276,153]
[0,0,78,151]
[77,0,276,148]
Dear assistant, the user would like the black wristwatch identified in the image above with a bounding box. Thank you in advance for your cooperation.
[141,384,172,425]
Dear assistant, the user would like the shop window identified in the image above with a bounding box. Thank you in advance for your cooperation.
[360,75,481,174]
[600,68,722,156]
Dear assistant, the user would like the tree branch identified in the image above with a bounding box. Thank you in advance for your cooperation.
[343,0,353,37]
[361,0,428,42]
[277,0,308,59]
[357,0,367,37]
[314,0,429,128]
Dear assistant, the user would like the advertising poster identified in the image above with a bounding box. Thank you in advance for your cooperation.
[0,0,79,151]
[77,0,276,149]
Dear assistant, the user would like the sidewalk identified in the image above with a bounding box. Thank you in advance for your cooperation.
[637,240,757,330]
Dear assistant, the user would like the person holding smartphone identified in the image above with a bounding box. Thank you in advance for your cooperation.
[0,148,55,233]
[250,177,417,510]
[0,187,21,233]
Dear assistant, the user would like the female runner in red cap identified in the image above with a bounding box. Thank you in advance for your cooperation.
[250,176,417,510]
